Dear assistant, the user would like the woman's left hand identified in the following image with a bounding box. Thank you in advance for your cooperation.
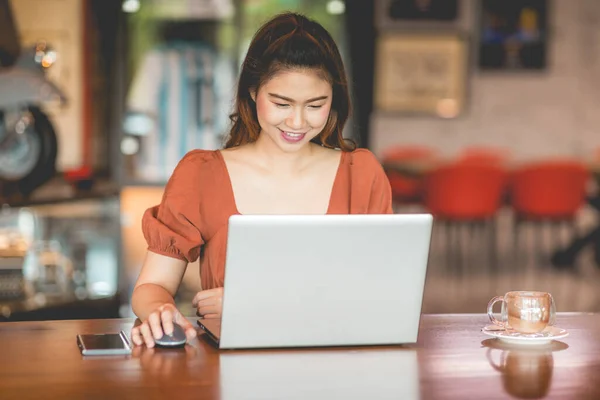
[192,287,224,319]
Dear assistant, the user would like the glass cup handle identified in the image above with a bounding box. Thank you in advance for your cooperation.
[487,296,507,328]
[549,294,556,326]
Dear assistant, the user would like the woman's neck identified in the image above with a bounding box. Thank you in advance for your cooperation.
[250,133,318,174]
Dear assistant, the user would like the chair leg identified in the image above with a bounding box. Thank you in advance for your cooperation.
[513,216,521,272]
[535,221,543,267]
[466,221,476,275]
[450,222,462,278]
[443,220,453,275]
[448,221,456,276]
[488,217,498,276]
[476,219,487,275]
[457,222,465,278]
[435,219,446,273]
[550,220,560,259]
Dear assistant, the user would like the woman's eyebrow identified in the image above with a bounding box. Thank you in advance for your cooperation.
[268,93,329,103]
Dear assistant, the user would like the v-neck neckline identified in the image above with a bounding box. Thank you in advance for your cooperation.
[216,149,345,216]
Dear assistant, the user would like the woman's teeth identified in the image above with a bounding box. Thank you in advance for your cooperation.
[280,129,307,143]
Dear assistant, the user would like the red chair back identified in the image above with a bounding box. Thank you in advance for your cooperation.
[423,163,507,220]
[458,147,511,166]
[382,146,438,201]
[511,161,589,219]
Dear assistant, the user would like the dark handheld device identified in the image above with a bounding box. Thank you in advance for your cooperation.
[77,330,132,356]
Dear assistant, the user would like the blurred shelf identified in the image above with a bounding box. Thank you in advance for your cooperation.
[2,176,120,208]
[0,293,122,322]
[120,179,167,188]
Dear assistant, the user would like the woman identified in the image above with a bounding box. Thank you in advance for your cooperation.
[131,12,393,347]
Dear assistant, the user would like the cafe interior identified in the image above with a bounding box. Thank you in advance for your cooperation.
[1,0,600,398]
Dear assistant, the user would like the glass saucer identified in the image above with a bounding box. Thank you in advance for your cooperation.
[481,325,569,345]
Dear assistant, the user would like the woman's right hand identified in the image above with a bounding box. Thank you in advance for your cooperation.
[130,303,197,348]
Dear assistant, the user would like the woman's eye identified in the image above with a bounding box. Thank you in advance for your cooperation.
[274,103,290,108]
[308,105,323,109]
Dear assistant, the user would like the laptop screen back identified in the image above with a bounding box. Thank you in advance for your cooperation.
[217,214,432,349]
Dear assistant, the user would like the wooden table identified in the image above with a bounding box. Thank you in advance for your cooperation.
[1,313,598,399]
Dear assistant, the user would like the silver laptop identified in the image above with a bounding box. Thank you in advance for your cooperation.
[197,214,433,350]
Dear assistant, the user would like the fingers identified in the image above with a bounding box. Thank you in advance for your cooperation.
[131,326,144,346]
[194,288,224,319]
[195,298,219,316]
[185,327,198,341]
[131,342,142,357]
[160,307,175,336]
[131,304,181,348]
[197,304,220,317]
[148,312,163,340]
[192,290,213,307]
[178,317,198,341]
[192,287,223,307]
[202,313,220,319]
[140,321,155,348]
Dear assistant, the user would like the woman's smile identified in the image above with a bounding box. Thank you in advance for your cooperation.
[279,129,308,143]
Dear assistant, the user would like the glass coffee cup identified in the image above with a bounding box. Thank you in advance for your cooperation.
[487,291,556,334]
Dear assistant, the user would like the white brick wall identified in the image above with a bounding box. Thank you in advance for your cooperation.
[371,0,600,162]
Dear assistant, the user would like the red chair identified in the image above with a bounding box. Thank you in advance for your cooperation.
[510,160,590,267]
[511,161,589,219]
[381,146,438,205]
[423,162,508,274]
[457,146,511,166]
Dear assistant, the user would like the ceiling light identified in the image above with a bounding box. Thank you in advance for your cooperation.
[326,0,345,15]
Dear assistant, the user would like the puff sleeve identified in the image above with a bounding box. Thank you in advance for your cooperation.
[141,151,208,263]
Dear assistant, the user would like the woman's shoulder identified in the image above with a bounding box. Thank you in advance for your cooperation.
[177,149,221,167]
[165,149,224,194]
[346,148,383,171]
[170,149,224,178]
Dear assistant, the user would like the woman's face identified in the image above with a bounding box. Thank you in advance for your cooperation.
[253,68,332,152]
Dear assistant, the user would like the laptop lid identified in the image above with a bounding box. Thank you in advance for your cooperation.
[217,214,432,349]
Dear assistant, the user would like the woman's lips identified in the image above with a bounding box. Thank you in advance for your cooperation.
[280,129,307,143]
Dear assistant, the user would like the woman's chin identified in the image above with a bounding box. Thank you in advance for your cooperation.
[257,130,318,152]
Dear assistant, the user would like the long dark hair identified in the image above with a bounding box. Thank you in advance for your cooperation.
[225,12,355,151]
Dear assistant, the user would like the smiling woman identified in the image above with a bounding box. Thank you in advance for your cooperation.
[252,70,332,148]
[225,11,353,151]
[130,12,393,348]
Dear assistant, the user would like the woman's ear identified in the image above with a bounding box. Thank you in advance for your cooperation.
[249,88,257,102]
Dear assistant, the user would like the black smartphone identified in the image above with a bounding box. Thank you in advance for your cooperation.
[76,330,132,356]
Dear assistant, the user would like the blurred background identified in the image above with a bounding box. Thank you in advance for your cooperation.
[0,0,599,322]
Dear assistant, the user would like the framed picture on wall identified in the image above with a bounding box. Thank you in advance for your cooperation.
[478,0,548,70]
[374,33,468,118]
[375,0,459,30]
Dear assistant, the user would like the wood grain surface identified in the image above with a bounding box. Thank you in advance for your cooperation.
[0,313,598,399]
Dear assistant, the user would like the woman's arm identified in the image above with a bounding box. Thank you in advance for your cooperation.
[133,151,212,346]
[130,251,197,347]
[131,251,186,319]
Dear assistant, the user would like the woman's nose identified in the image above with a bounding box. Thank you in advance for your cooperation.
[286,108,305,130]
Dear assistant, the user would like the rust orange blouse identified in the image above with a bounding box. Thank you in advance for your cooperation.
[142,148,393,289]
